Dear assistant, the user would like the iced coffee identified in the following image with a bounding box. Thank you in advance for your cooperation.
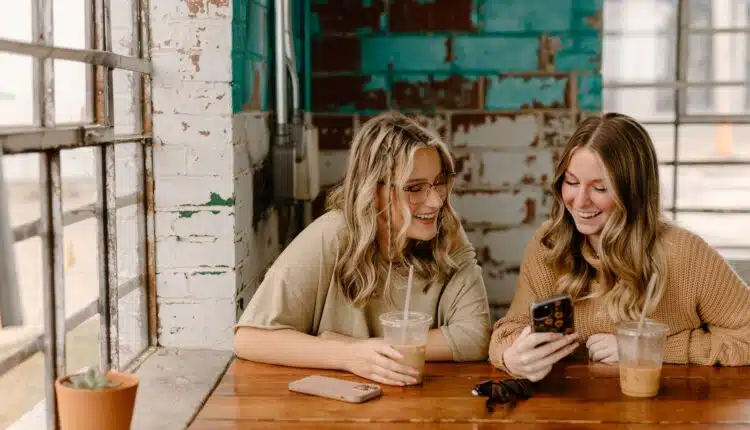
[616,320,669,398]
[379,311,432,384]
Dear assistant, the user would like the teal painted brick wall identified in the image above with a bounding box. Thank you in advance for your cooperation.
[306,0,603,320]
[307,0,601,114]
[232,0,271,113]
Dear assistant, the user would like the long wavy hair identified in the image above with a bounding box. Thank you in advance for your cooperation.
[541,112,669,322]
[326,111,462,307]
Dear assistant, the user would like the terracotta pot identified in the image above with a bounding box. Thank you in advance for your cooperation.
[55,370,139,430]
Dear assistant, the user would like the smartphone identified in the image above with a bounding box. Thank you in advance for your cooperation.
[288,375,382,403]
[530,294,574,335]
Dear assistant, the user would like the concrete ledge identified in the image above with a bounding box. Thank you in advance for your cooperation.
[131,348,232,430]
[7,347,232,430]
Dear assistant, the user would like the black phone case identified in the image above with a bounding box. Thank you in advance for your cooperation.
[531,295,574,334]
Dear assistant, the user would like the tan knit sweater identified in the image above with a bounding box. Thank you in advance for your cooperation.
[490,222,750,371]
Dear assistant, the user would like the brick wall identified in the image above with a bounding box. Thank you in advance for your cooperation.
[150,0,279,350]
[309,0,603,320]
[231,0,281,332]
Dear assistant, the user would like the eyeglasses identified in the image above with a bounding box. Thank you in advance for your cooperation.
[398,173,456,205]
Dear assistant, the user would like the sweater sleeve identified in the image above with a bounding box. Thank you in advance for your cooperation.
[663,232,750,366]
[488,228,557,373]
[234,214,338,335]
[436,259,491,362]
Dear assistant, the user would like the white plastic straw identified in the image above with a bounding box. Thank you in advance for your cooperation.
[402,265,414,343]
[404,265,414,319]
[638,274,658,335]
[632,274,658,360]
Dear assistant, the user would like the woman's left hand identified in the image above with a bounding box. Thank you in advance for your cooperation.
[586,334,618,364]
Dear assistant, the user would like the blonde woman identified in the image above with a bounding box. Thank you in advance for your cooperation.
[235,111,491,386]
[490,112,750,382]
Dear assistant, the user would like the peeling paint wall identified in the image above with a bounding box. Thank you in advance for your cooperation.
[150,0,278,349]
[309,0,603,321]
[231,0,280,333]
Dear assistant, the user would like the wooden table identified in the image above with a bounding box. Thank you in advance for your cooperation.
[190,359,750,429]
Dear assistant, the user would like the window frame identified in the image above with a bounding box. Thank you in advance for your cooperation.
[0,0,154,428]
[603,0,750,257]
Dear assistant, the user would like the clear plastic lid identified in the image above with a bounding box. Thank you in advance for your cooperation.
[379,311,433,328]
[616,320,669,337]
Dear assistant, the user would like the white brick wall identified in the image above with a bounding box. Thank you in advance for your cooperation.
[448,112,570,312]
[151,0,237,350]
[150,0,279,350]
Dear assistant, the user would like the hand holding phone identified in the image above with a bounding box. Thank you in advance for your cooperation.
[530,294,575,335]
[500,295,579,382]
[288,375,382,403]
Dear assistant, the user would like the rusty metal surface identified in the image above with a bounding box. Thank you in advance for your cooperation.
[94,145,111,373]
[133,139,149,357]
[138,0,152,134]
[96,143,119,371]
[39,151,66,430]
[103,0,115,129]
[0,38,152,74]
[31,0,63,427]
[93,0,105,125]
[0,125,115,154]
[137,0,156,347]
[144,144,157,347]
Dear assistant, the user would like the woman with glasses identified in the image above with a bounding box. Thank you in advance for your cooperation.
[234,111,491,386]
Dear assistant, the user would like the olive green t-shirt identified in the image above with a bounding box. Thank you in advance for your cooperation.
[236,210,491,362]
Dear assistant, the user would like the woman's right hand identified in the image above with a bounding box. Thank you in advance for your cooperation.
[342,338,420,386]
[503,326,579,382]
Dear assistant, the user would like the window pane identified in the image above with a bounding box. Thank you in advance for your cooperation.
[660,165,675,208]
[687,0,750,29]
[646,124,676,161]
[678,124,750,161]
[676,165,750,209]
[0,324,47,429]
[53,0,93,124]
[0,0,32,43]
[0,54,34,127]
[686,33,747,83]
[603,35,674,83]
[603,0,677,34]
[603,88,675,121]
[55,59,92,124]
[61,148,101,374]
[1,153,46,428]
[111,0,136,56]
[54,0,89,50]
[115,143,148,368]
[686,85,749,115]
[114,70,139,135]
[676,213,750,260]
[3,154,41,228]
[685,33,715,84]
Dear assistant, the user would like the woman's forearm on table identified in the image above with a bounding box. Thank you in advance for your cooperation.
[234,327,349,370]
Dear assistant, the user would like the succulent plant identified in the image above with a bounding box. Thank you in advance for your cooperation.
[64,367,121,390]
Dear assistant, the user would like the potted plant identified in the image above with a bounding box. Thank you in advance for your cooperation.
[55,366,139,430]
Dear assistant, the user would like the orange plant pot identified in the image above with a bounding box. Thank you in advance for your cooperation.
[55,371,139,430]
